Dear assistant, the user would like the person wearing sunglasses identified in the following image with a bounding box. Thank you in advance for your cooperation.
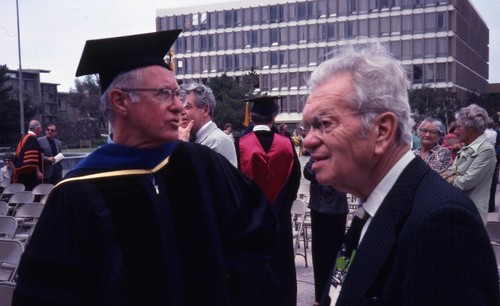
[412,118,451,172]
[38,123,63,184]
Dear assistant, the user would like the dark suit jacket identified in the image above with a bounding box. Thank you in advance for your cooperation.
[334,157,498,306]
[37,136,63,181]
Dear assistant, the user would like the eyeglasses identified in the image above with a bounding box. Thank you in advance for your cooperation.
[299,112,367,135]
[46,128,55,132]
[455,123,464,128]
[119,87,180,105]
[418,128,438,135]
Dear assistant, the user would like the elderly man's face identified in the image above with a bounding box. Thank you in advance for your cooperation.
[123,66,183,147]
[182,92,207,136]
[302,73,373,192]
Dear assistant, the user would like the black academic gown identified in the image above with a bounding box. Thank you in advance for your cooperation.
[13,141,279,306]
[237,130,301,306]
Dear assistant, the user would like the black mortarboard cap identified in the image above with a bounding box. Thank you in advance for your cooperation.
[75,29,182,92]
[245,96,283,116]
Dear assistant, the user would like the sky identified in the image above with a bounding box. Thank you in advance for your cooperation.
[0,0,499,92]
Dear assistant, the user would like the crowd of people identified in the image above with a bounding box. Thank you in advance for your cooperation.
[0,29,498,306]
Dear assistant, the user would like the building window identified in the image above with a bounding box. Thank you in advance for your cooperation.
[349,0,357,14]
[209,35,215,51]
[193,36,200,52]
[328,0,337,16]
[234,9,242,26]
[402,15,412,34]
[253,53,261,68]
[185,36,192,53]
[359,19,369,36]
[218,11,225,27]
[280,27,288,45]
[413,14,424,34]
[271,51,279,68]
[318,0,327,17]
[279,4,287,21]
[288,4,297,21]
[262,29,269,47]
[390,40,402,59]
[327,23,336,41]
[437,12,446,30]
[380,17,390,36]
[252,7,260,24]
[235,32,243,49]
[244,31,251,48]
[252,30,259,47]
[298,2,307,20]
[193,57,201,74]
[437,37,447,56]
[290,26,298,44]
[225,10,233,27]
[299,72,308,88]
[338,22,346,39]
[210,56,217,72]
[201,35,207,52]
[281,51,288,68]
[262,52,269,69]
[339,0,347,16]
[217,33,224,49]
[424,63,434,83]
[271,74,279,90]
[289,49,298,67]
[402,40,412,60]
[235,54,241,70]
[243,54,252,69]
[308,24,317,42]
[436,63,446,82]
[280,73,288,89]
[413,64,423,83]
[270,28,279,45]
[270,5,279,23]
[425,12,436,32]
[299,49,307,67]
[319,24,327,40]
[209,12,217,29]
[226,54,233,70]
[424,38,435,58]
[309,48,317,66]
[413,39,423,58]
[370,18,379,37]
[261,74,270,91]
[218,56,224,71]
[298,25,307,43]
[290,72,298,89]
[391,15,401,34]
[243,8,252,26]
[175,16,183,29]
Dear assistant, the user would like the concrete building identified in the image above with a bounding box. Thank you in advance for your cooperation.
[157,0,490,123]
[6,69,59,124]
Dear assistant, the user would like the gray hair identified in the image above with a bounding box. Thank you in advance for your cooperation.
[100,69,144,122]
[455,104,489,134]
[308,42,413,145]
[417,118,445,136]
[179,83,216,117]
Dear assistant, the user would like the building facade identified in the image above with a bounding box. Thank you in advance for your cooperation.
[157,0,489,123]
[6,69,59,124]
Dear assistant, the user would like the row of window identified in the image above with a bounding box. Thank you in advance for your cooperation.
[172,12,447,54]
[175,37,448,75]
[161,0,447,31]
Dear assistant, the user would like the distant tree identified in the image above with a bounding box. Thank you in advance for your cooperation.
[67,75,104,126]
[208,71,259,130]
[409,86,462,130]
[465,89,500,120]
[0,64,36,146]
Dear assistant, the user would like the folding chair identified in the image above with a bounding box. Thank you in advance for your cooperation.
[7,191,34,216]
[291,199,308,267]
[13,203,45,244]
[0,239,24,282]
[0,184,25,202]
[0,281,16,306]
[486,222,500,243]
[0,217,17,239]
[31,183,54,202]
[0,202,8,216]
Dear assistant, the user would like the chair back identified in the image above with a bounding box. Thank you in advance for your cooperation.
[31,184,54,201]
[0,239,24,281]
[486,222,500,243]
[0,202,8,216]
[0,184,25,202]
[291,199,307,264]
[7,192,34,206]
[0,217,17,239]
[13,203,45,243]
[0,281,16,306]
[15,203,44,220]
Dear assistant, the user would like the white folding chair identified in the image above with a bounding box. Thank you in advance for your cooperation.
[13,203,45,244]
[7,191,34,215]
[0,217,17,239]
[31,183,54,202]
[291,199,308,267]
[0,184,25,202]
[0,239,24,282]
[0,202,8,216]
[0,281,16,306]
[486,222,500,243]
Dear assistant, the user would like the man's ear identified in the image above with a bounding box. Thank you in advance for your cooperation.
[109,89,128,116]
[373,112,398,155]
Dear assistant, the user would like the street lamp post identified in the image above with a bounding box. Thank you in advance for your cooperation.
[16,0,25,135]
